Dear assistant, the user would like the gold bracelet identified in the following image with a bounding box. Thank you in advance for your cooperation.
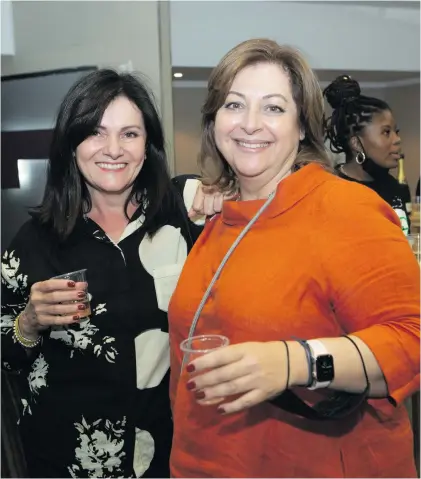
[13,313,42,349]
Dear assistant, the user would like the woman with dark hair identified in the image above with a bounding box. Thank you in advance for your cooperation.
[1,69,204,478]
[324,75,410,235]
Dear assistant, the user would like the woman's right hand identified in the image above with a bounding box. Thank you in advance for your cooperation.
[189,182,237,219]
[19,279,88,340]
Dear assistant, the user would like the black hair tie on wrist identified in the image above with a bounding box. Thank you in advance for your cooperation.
[280,340,290,390]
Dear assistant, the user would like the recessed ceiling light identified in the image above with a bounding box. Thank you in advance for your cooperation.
[173,72,183,78]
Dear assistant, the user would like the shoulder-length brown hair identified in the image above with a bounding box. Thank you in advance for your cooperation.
[199,38,332,192]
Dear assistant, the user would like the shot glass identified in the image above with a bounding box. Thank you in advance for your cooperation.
[53,269,91,319]
[180,334,229,405]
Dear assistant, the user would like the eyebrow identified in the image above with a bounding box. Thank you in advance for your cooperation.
[228,90,288,103]
[97,125,143,130]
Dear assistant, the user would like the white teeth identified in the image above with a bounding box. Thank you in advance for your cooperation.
[237,141,270,149]
[97,163,126,170]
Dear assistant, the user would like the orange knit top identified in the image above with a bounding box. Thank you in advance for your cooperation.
[169,164,420,478]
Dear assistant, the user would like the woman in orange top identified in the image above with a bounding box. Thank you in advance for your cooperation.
[168,39,420,478]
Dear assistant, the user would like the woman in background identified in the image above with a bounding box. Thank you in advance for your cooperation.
[323,75,410,235]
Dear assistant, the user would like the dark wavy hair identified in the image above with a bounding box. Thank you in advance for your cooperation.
[323,75,391,157]
[33,69,176,240]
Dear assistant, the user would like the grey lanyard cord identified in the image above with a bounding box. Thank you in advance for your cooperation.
[181,190,276,368]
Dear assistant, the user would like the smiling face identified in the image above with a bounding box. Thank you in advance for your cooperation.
[214,62,304,196]
[76,95,146,196]
[356,109,402,169]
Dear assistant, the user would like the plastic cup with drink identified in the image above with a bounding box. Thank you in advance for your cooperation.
[180,334,229,406]
[53,269,91,319]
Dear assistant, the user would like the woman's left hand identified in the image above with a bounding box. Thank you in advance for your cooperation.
[185,341,288,414]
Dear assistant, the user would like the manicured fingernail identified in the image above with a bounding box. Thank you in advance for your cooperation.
[186,381,196,391]
[73,315,80,321]
[77,291,86,299]
[186,364,195,373]
[77,304,86,310]
[195,390,206,400]
[68,281,76,287]
[217,407,225,415]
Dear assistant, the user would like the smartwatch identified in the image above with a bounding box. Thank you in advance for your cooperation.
[305,339,335,390]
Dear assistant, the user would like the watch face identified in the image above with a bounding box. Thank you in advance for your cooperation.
[316,354,334,382]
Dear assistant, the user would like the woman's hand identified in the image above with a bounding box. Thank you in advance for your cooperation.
[189,183,236,219]
[185,341,288,414]
[19,279,88,340]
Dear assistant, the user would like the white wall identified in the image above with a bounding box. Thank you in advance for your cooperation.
[2,1,162,101]
[1,0,15,55]
[170,1,420,72]
[174,88,207,175]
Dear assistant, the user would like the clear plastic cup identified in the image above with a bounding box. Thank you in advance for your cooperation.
[180,334,229,405]
[53,269,91,319]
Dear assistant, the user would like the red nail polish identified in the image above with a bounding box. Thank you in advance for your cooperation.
[68,281,76,287]
[77,291,86,298]
[186,364,195,373]
[217,407,225,414]
[73,315,80,321]
[195,390,206,400]
[77,304,86,310]
[186,381,196,391]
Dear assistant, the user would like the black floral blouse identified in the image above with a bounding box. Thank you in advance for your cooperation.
[1,176,203,478]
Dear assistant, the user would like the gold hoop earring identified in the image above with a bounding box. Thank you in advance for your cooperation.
[355,151,366,165]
